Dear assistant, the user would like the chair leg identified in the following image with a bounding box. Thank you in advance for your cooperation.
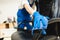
[32,30,42,40]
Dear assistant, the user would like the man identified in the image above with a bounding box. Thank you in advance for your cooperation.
[11,0,48,40]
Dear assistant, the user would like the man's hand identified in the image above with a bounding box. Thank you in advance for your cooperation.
[33,11,48,30]
[32,11,48,35]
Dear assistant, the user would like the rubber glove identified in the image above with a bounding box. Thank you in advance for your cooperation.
[32,11,49,35]
[33,11,48,29]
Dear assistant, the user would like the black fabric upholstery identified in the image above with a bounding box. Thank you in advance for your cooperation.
[35,0,53,18]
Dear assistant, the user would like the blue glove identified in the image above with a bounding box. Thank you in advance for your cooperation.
[33,11,48,29]
[41,29,46,35]
[32,11,49,35]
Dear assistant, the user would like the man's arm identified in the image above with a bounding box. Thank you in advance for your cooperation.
[24,4,34,15]
[24,3,36,15]
[20,0,36,15]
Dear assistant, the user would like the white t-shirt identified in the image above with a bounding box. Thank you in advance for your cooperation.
[18,0,29,9]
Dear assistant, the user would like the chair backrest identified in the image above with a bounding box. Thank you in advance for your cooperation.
[35,0,59,18]
[35,0,53,18]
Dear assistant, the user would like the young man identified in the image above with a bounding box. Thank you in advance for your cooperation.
[11,0,48,40]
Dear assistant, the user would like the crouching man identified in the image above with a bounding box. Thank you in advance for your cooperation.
[11,0,48,40]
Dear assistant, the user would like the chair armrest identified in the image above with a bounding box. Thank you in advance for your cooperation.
[48,18,60,24]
